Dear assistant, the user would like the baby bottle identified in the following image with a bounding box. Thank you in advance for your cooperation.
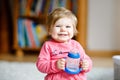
[65,51,82,74]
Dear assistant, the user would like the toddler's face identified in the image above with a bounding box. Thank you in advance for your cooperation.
[49,17,74,43]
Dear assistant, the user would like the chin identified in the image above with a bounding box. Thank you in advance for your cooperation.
[57,39,69,43]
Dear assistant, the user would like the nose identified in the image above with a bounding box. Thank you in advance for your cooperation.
[60,26,66,32]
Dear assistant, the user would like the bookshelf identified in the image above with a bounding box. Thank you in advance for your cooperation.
[12,0,87,58]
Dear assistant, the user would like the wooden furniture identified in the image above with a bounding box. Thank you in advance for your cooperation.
[12,0,87,58]
[0,0,11,54]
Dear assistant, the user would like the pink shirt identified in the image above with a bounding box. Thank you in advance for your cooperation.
[36,39,92,80]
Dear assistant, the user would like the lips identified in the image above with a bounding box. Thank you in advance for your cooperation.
[58,34,68,36]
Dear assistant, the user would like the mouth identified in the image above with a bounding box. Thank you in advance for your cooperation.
[58,34,68,36]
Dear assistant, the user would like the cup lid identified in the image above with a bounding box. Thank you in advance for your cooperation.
[68,52,80,58]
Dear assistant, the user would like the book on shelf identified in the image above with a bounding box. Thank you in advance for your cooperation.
[35,0,43,15]
[58,0,67,8]
[24,19,38,48]
[19,0,27,15]
[17,18,26,47]
[18,0,77,16]
[71,0,78,14]
[25,0,33,16]
[17,18,47,48]
[31,22,41,47]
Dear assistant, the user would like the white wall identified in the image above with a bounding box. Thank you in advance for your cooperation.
[87,0,120,50]
[115,0,120,50]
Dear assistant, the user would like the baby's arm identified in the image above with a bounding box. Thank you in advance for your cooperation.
[36,43,61,74]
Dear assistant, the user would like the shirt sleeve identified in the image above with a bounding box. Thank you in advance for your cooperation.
[36,42,61,74]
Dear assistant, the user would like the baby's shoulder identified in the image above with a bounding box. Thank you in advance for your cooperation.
[70,39,79,44]
[42,40,56,46]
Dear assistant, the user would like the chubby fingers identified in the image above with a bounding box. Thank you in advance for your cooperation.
[57,58,66,70]
[81,60,89,71]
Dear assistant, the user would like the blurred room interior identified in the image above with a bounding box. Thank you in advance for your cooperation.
[0,0,120,68]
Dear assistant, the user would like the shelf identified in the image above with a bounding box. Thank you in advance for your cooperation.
[19,15,47,19]
[18,15,47,24]
[13,47,41,52]
[19,47,40,51]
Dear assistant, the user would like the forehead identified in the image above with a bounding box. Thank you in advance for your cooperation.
[55,17,74,25]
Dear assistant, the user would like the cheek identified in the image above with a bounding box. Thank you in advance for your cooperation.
[69,28,74,33]
[50,29,58,36]
[69,29,74,37]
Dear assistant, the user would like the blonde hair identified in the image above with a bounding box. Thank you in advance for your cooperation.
[46,7,78,35]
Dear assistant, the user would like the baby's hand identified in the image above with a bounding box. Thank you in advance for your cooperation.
[80,59,89,71]
[57,58,66,70]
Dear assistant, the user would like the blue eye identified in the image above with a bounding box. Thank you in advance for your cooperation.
[66,26,71,28]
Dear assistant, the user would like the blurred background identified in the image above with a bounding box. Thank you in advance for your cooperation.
[0,0,120,80]
[0,0,120,63]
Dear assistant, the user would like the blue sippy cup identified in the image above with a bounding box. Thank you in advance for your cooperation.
[65,52,82,74]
